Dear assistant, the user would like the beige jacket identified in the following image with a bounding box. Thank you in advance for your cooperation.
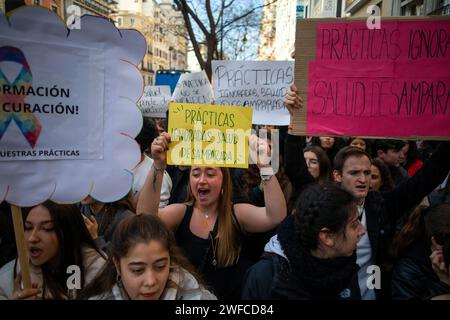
[0,246,106,299]
[90,265,217,300]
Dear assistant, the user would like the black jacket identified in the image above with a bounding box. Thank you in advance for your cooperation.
[392,236,450,300]
[242,216,361,300]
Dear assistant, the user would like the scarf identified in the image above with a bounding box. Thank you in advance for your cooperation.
[277,215,359,299]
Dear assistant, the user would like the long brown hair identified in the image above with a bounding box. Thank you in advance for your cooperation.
[303,145,332,185]
[22,201,105,299]
[391,205,427,259]
[186,167,240,268]
[392,204,450,259]
[79,214,202,299]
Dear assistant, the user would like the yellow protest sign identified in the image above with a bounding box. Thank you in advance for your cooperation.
[167,102,253,168]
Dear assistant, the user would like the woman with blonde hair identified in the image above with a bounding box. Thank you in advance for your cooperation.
[137,133,287,299]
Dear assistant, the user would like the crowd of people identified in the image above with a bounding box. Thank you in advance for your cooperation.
[0,86,449,301]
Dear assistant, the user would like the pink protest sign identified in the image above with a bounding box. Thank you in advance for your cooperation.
[294,18,450,139]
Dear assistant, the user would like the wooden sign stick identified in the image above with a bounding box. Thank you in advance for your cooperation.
[11,205,32,289]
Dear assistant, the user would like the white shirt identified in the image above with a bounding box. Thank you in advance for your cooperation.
[356,205,376,300]
[131,155,172,208]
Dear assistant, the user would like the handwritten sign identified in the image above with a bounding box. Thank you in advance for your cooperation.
[292,17,450,139]
[167,102,252,168]
[172,71,214,104]
[212,60,294,125]
[137,85,170,118]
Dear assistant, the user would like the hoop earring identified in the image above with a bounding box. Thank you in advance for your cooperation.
[116,272,131,300]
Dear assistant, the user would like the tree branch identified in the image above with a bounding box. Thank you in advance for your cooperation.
[175,0,205,69]
[175,0,210,37]
[221,0,277,31]
[215,0,235,26]
[205,0,216,35]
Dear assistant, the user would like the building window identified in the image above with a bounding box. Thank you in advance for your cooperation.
[117,18,122,27]
[130,18,135,25]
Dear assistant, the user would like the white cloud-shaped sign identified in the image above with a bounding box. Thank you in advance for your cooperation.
[0,7,144,206]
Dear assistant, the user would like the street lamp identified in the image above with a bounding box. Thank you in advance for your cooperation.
[169,46,173,69]
[239,34,248,57]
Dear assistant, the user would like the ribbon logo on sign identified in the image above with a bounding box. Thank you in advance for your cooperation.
[0,46,41,148]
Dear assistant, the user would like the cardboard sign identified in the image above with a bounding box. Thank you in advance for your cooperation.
[138,85,170,118]
[167,102,252,168]
[172,70,214,104]
[293,17,450,140]
[212,60,294,125]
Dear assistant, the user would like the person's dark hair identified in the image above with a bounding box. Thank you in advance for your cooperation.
[403,141,420,168]
[391,205,427,259]
[425,203,450,255]
[392,204,450,260]
[155,118,167,132]
[96,191,136,237]
[294,183,357,250]
[303,145,332,185]
[371,158,394,192]
[370,140,406,158]
[21,201,105,299]
[243,128,291,203]
[311,136,335,150]
[135,117,158,154]
[347,137,371,151]
[311,136,345,162]
[80,214,202,299]
[242,163,291,204]
[333,146,372,173]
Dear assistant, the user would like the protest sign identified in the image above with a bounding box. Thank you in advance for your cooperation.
[292,17,450,139]
[172,70,214,104]
[212,60,294,125]
[167,102,252,168]
[0,7,143,206]
[137,85,170,117]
